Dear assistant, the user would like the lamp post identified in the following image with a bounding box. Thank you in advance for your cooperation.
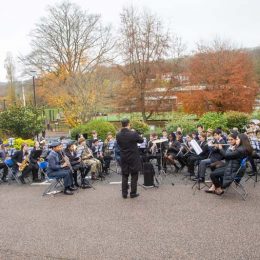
[31,70,37,106]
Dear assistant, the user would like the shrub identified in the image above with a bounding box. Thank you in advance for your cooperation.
[130,120,149,134]
[71,119,116,141]
[3,138,35,150]
[251,110,260,120]
[166,114,197,135]
[0,105,44,139]
[198,112,228,131]
[224,111,249,131]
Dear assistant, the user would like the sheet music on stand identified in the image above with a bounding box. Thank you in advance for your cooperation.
[190,140,203,155]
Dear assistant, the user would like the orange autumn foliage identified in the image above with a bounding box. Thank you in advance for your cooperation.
[178,49,258,115]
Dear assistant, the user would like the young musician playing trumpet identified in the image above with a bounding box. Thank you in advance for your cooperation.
[206,133,252,195]
[194,129,227,182]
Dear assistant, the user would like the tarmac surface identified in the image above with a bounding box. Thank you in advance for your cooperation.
[0,171,260,260]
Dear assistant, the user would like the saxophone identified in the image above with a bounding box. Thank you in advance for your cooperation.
[19,155,29,172]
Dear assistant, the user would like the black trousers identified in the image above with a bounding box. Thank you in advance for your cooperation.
[122,171,138,196]
[210,167,225,188]
[0,163,8,179]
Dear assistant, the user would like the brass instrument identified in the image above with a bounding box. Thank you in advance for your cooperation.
[19,155,29,172]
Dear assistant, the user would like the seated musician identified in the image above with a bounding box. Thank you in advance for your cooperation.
[89,130,102,147]
[206,128,214,144]
[0,144,8,182]
[64,141,91,189]
[91,139,105,172]
[206,133,252,195]
[161,129,168,141]
[147,133,164,171]
[29,141,42,182]
[78,137,102,180]
[164,132,184,172]
[11,143,34,184]
[180,133,196,176]
[186,131,209,180]
[195,129,227,182]
[246,128,259,176]
[39,140,50,160]
[176,131,184,143]
[102,132,116,174]
[46,142,75,195]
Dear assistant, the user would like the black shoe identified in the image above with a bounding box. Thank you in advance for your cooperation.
[1,178,7,183]
[68,186,78,191]
[192,176,199,181]
[248,172,256,176]
[122,194,127,199]
[19,176,26,184]
[74,183,80,187]
[199,177,205,183]
[32,179,42,183]
[179,165,185,171]
[81,184,91,189]
[130,193,140,198]
[64,189,74,195]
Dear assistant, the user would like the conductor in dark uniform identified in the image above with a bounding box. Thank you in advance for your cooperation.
[116,118,144,199]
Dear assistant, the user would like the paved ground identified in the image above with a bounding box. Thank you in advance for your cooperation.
[0,171,259,260]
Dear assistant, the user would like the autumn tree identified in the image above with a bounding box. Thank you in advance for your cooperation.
[22,1,113,75]
[116,6,184,121]
[20,1,114,125]
[4,52,16,104]
[179,40,258,114]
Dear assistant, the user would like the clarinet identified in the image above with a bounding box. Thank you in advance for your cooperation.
[60,151,74,172]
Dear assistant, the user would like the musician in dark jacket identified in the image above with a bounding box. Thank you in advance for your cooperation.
[164,132,184,172]
[206,133,252,195]
[196,129,226,181]
[64,141,91,189]
[29,141,42,182]
[0,144,8,182]
[116,118,144,199]
[11,143,33,184]
[187,132,209,177]
[46,142,75,195]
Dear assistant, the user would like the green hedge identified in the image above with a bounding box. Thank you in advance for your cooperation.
[130,120,149,134]
[198,112,228,131]
[166,114,197,134]
[224,111,249,130]
[71,119,116,141]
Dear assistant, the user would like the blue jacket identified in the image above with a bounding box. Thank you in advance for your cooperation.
[46,150,62,173]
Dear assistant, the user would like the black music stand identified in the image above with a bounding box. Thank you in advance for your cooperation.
[192,160,209,194]
[245,157,259,187]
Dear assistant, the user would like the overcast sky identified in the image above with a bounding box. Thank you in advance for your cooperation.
[0,0,259,82]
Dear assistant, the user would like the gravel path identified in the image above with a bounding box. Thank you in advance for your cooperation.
[0,173,259,260]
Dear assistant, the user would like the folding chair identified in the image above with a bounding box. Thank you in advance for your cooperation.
[4,159,20,184]
[223,158,248,200]
[38,161,48,180]
[42,177,64,196]
[245,157,259,187]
